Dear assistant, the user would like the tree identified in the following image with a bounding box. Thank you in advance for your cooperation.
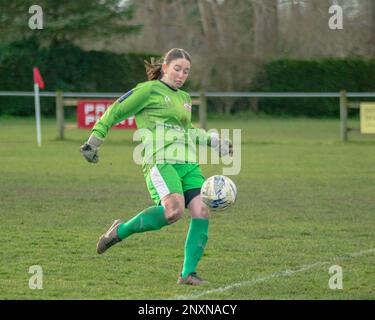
[104,0,258,113]
[253,0,278,60]
[368,0,375,56]
[0,0,142,45]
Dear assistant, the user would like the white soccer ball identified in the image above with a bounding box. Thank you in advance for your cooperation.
[200,175,237,211]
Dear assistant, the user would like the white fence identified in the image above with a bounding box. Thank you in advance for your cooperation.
[1,90,375,141]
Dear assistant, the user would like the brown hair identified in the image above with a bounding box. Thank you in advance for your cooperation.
[144,48,191,81]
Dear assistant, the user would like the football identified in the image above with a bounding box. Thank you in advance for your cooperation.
[200,175,237,211]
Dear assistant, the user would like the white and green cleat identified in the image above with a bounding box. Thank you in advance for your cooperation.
[96,219,123,254]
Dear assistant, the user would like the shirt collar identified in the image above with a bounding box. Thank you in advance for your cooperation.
[158,79,178,92]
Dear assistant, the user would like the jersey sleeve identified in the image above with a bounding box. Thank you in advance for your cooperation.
[188,123,213,146]
[91,83,151,139]
[183,94,212,145]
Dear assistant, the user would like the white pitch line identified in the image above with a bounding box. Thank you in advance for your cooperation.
[170,248,375,300]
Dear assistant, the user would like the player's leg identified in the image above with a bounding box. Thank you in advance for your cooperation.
[177,194,210,285]
[96,164,184,254]
[176,164,210,285]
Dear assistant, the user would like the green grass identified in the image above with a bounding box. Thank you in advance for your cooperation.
[0,117,374,300]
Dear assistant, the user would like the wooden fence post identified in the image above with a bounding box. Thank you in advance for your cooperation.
[56,90,64,140]
[340,90,348,142]
[199,90,207,130]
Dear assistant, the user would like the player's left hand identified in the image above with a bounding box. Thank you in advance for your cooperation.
[218,139,233,157]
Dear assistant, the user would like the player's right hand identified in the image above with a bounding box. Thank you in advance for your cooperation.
[80,134,103,163]
[80,143,99,163]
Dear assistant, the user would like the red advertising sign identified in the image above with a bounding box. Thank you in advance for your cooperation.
[77,100,137,129]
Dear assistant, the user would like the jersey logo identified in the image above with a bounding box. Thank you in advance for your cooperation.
[165,96,171,103]
[118,90,133,103]
[183,102,192,111]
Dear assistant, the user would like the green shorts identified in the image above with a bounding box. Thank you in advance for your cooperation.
[145,163,205,208]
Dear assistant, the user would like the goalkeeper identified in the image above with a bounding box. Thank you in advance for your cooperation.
[80,48,232,285]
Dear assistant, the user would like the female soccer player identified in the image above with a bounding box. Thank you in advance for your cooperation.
[80,48,232,285]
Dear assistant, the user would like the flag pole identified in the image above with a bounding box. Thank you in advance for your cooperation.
[34,82,42,147]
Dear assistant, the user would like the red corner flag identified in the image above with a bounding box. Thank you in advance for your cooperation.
[33,67,45,89]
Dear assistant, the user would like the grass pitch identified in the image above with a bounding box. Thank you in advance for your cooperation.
[0,117,374,299]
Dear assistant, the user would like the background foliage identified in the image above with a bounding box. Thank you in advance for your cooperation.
[0,37,157,116]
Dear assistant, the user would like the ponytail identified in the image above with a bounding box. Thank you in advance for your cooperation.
[144,57,163,81]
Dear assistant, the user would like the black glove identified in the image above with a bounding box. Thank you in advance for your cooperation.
[80,135,103,163]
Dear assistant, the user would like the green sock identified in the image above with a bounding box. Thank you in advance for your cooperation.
[181,218,209,278]
[116,206,168,240]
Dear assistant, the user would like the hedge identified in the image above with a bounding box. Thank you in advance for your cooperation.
[0,37,159,116]
[253,59,375,117]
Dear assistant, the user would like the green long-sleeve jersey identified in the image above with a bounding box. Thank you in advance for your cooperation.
[92,80,212,171]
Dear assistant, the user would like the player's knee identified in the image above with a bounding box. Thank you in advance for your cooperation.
[163,194,185,224]
[193,203,209,219]
[188,196,210,219]
[166,207,184,224]
[200,204,210,219]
